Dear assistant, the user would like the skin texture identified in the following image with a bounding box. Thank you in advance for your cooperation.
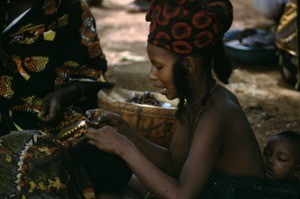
[262,135,300,181]
[86,44,265,199]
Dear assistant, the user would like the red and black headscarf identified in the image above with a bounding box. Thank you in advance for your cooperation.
[146,0,233,55]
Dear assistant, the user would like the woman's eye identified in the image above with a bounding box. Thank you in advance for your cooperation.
[155,65,163,70]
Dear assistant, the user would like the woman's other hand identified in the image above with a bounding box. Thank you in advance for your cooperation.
[85,109,124,128]
[86,126,133,156]
[85,109,135,139]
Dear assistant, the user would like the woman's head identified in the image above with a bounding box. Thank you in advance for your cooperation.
[147,44,212,119]
[146,0,233,55]
[146,0,233,84]
[262,130,300,181]
[146,0,233,119]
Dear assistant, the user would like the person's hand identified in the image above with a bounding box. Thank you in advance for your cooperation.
[85,109,134,137]
[38,91,64,125]
[85,109,103,128]
[85,109,124,128]
[38,84,81,125]
[86,125,134,155]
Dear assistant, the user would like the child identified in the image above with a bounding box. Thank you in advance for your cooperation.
[85,0,268,198]
[263,130,300,181]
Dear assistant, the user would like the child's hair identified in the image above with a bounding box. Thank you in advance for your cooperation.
[276,130,300,142]
[274,130,300,162]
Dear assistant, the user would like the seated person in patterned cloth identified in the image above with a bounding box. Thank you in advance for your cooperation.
[84,1,300,198]
[262,130,300,181]
[0,0,110,135]
[0,0,132,198]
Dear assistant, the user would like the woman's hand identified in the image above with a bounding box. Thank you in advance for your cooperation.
[85,109,125,128]
[86,126,134,156]
[85,109,135,139]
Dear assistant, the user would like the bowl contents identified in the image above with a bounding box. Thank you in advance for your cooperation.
[129,91,163,107]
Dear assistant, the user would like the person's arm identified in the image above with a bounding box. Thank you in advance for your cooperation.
[39,0,111,123]
[86,109,183,176]
[130,109,224,198]
[86,107,224,198]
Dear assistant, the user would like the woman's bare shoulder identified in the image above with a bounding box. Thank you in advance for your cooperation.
[207,86,243,119]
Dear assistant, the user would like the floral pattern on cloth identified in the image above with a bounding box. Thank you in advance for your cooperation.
[0,130,84,199]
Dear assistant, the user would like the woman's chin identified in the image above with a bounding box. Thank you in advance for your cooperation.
[164,94,177,101]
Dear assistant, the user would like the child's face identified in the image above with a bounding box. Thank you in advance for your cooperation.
[147,44,179,100]
[262,136,299,181]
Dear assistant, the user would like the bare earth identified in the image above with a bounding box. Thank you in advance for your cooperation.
[90,0,300,150]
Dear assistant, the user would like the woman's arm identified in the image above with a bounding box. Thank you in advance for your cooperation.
[86,107,225,199]
[86,109,183,176]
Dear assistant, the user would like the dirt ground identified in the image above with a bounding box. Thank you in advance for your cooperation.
[90,0,300,150]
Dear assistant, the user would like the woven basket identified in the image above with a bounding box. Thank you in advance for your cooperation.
[97,88,179,148]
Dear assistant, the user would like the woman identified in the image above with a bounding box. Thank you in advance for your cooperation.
[85,0,271,198]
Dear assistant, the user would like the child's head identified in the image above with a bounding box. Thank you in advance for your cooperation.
[262,130,300,181]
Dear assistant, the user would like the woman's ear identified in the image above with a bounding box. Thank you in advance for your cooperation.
[182,56,197,75]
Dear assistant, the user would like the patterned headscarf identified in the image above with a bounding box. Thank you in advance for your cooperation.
[146,0,233,55]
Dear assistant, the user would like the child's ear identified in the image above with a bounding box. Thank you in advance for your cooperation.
[182,57,196,75]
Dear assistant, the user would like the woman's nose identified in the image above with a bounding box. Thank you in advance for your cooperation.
[148,67,157,81]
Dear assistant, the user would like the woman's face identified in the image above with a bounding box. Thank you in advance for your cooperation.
[147,44,179,100]
[262,136,299,181]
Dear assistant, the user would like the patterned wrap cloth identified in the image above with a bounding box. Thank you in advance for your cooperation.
[0,117,132,199]
[0,130,84,199]
[146,0,233,55]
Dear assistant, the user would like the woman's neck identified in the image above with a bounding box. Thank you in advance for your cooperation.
[186,77,217,107]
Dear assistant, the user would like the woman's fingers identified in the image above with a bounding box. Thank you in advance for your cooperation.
[85,109,101,119]
[86,126,117,152]
[85,109,122,128]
